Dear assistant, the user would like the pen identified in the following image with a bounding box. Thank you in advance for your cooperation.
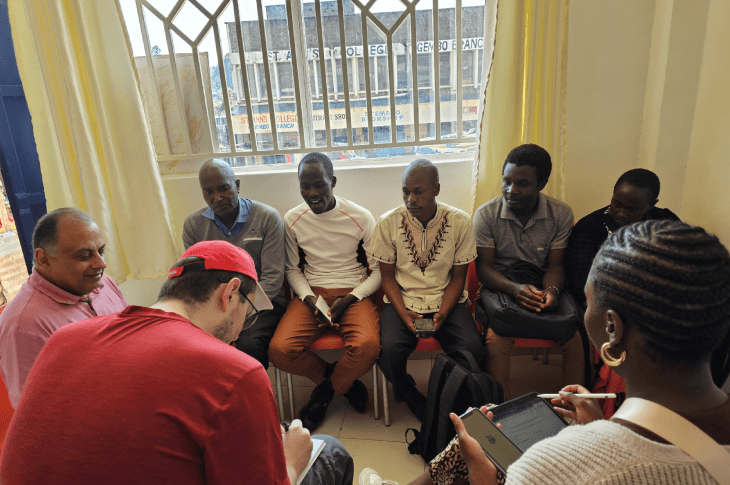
[537,393,617,399]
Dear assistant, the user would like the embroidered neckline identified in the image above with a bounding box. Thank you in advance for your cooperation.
[399,212,449,275]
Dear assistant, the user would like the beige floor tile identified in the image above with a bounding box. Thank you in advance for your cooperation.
[339,392,420,441]
[340,438,426,485]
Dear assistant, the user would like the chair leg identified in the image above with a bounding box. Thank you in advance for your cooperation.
[274,368,285,421]
[372,364,379,420]
[543,348,549,365]
[287,373,295,421]
[382,370,391,426]
[532,348,540,360]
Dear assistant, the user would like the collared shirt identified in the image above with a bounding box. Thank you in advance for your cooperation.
[369,202,477,312]
[202,197,252,238]
[0,268,128,408]
[473,193,574,272]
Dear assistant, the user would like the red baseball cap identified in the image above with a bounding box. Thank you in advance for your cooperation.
[168,240,273,311]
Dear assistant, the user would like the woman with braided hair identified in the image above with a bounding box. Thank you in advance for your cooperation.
[361,220,730,485]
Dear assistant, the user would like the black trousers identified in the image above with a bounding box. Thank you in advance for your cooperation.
[235,301,286,369]
[378,303,486,402]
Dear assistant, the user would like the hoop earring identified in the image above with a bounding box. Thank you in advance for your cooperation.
[600,342,626,367]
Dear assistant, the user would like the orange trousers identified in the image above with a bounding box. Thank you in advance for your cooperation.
[268,287,380,394]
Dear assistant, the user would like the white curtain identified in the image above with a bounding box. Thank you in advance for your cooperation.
[8,0,181,282]
[471,0,569,212]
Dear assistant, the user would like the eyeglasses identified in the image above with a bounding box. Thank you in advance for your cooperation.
[239,291,259,331]
[217,278,259,330]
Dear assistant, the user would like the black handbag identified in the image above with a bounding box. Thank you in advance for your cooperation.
[475,261,580,341]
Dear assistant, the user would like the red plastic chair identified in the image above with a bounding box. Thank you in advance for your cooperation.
[0,304,14,450]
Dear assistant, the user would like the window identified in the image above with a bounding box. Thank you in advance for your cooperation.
[119,0,491,170]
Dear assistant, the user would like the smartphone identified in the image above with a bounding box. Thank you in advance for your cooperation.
[413,318,435,336]
[460,408,523,475]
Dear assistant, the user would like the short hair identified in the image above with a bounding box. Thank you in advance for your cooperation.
[614,168,660,201]
[590,220,730,365]
[404,159,439,185]
[298,152,333,179]
[502,144,552,184]
[157,257,257,306]
[32,208,95,257]
[200,159,236,182]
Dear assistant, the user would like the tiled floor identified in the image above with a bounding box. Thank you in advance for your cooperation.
[267,348,565,485]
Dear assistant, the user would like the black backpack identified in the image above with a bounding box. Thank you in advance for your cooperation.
[406,350,504,461]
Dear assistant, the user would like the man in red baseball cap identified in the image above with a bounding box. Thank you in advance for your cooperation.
[1,241,353,485]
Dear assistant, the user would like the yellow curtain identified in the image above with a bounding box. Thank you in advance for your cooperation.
[470,0,569,212]
[8,0,181,282]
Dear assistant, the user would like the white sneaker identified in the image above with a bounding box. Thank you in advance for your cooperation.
[359,468,400,485]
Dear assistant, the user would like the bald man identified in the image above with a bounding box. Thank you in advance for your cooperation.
[183,159,286,369]
[0,208,128,408]
[368,160,486,421]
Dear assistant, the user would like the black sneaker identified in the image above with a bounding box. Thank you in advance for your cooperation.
[403,375,427,422]
[299,377,335,431]
[343,379,368,413]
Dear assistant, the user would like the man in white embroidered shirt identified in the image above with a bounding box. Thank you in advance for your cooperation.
[368,159,485,421]
[269,153,381,431]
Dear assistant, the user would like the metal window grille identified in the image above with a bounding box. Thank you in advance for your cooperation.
[123,0,489,169]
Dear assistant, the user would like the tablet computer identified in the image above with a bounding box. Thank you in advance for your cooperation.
[488,392,569,452]
[460,408,522,475]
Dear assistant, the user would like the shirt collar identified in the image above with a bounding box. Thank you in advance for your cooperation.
[500,193,548,226]
[202,197,251,224]
[404,201,444,229]
[29,268,105,305]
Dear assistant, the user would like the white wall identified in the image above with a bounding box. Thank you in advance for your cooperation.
[119,158,474,305]
[163,158,474,239]
[680,0,730,245]
[563,0,657,220]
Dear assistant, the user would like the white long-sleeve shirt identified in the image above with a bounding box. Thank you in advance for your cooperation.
[284,197,381,301]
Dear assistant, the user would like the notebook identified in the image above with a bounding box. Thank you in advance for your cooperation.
[295,438,326,485]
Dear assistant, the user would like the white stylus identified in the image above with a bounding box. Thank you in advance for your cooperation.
[537,393,617,399]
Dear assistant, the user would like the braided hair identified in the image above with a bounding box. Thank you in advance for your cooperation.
[590,220,730,364]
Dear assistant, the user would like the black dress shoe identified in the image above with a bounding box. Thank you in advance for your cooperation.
[343,379,368,413]
[299,377,335,431]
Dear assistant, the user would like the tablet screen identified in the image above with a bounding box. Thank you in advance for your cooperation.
[490,393,568,452]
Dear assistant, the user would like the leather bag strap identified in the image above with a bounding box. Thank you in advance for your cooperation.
[613,398,730,485]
